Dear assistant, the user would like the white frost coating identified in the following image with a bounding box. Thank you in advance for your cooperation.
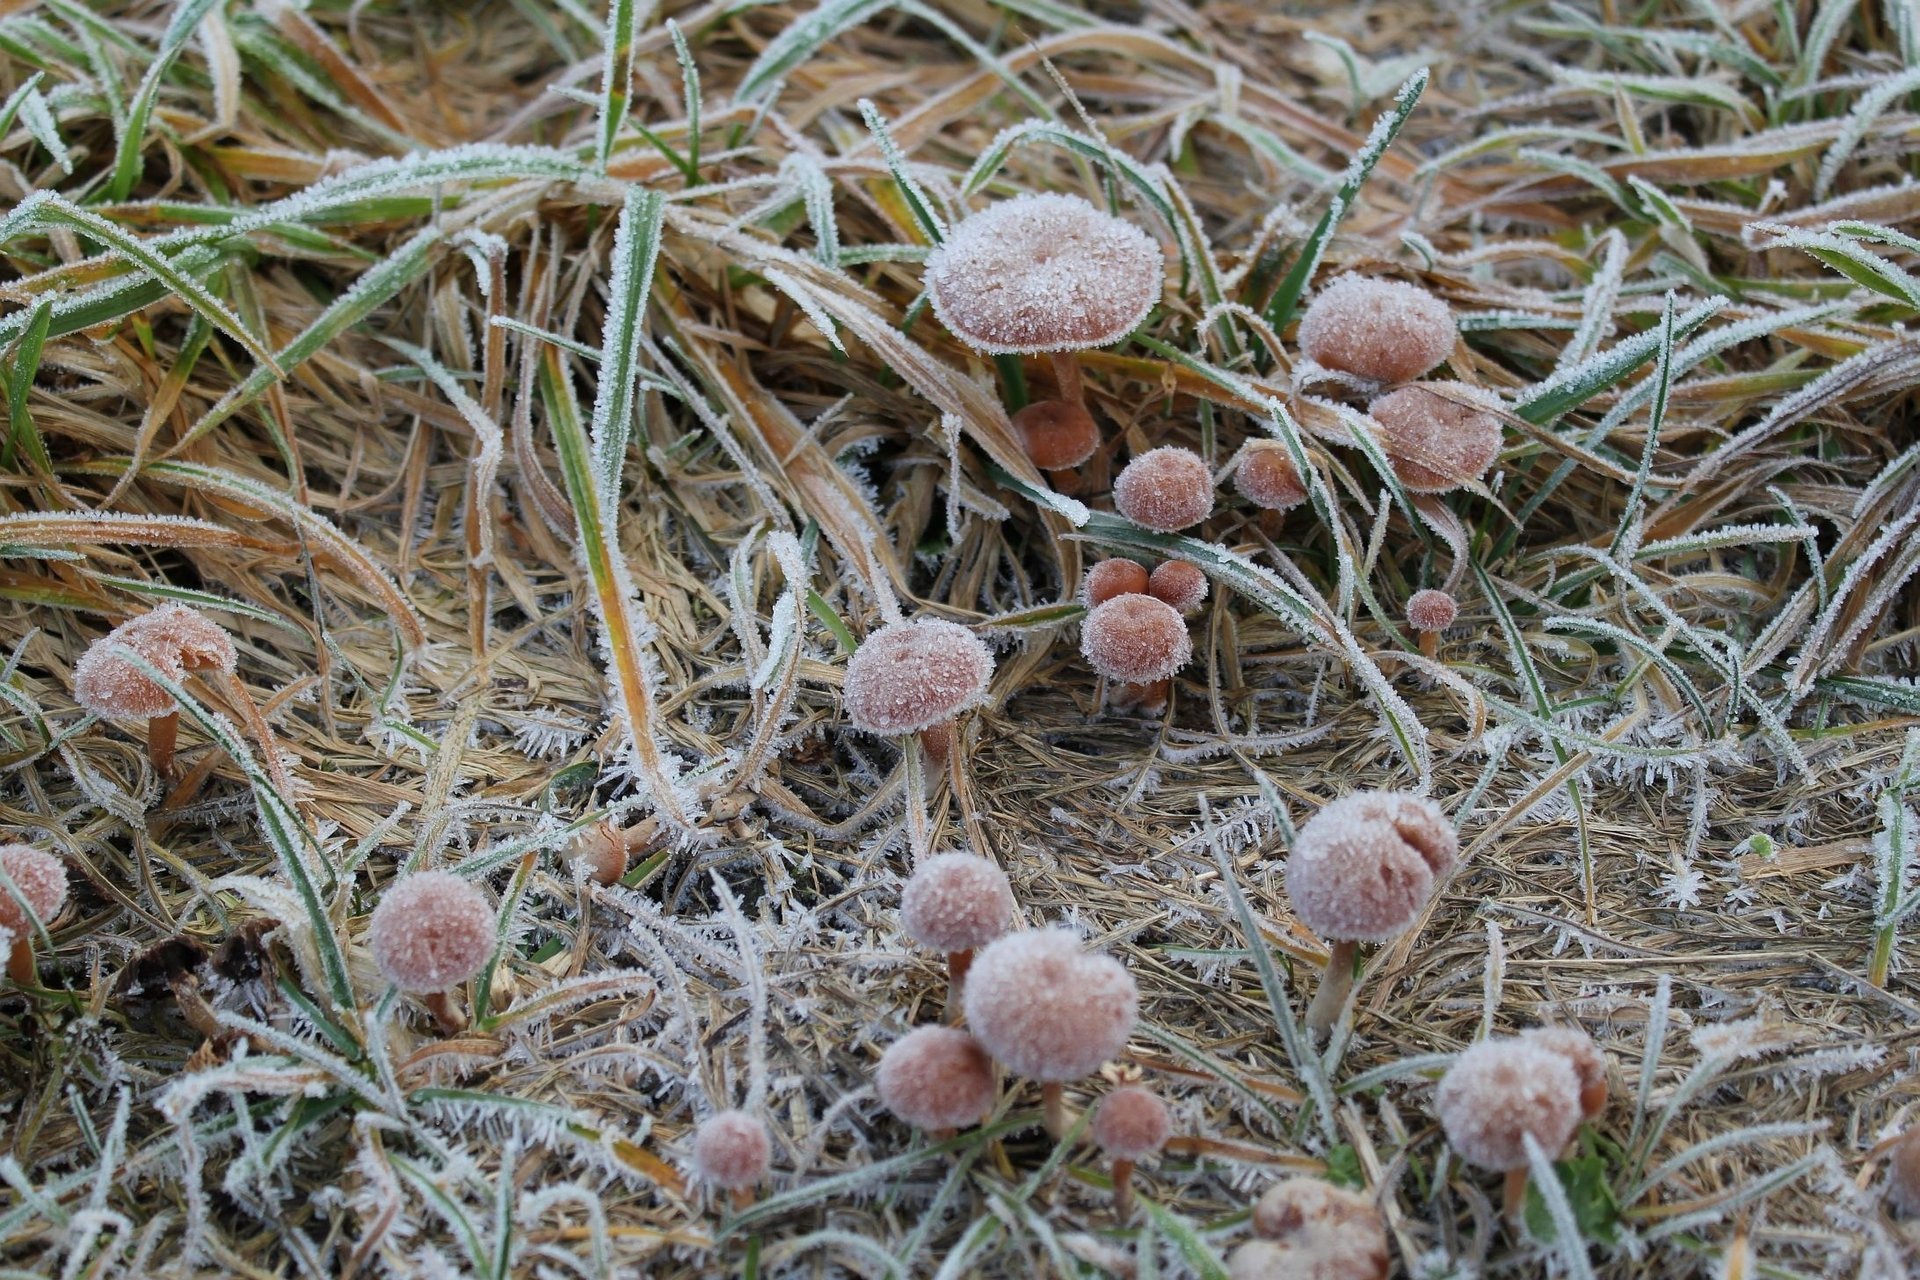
[1286,791,1456,943]
[1296,275,1455,385]
[1112,446,1214,532]
[962,927,1137,1082]
[842,619,993,736]
[1147,561,1208,615]
[925,193,1163,354]
[73,604,238,720]
[367,871,496,993]
[900,852,1014,954]
[1434,1038,1583,1171]
[1081,594,1191,684]
[0,843,67,932]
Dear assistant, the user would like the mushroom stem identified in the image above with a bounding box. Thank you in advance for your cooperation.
[148,710,179,779]
[1419,630,1438,659]
[902,732,934,864]
[1112,1158,1137,1219]
[1048,351,1086,409]
[423,989,468,1036]
[1502,1168,1529,1222]
[1041,1080,1070,1140]
[945,948,974,1023]
[6,936,34,986]
[1305,939,1358,1038]
[729,1187,757,1212]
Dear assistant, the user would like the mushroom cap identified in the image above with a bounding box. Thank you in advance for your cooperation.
[1082,595,1192,685]
[963,927,1138,1082]
[73,604,238,720]
[1112,446,1214,532]
[1227,1236,1386,1280]
[876,1025,997,1131]
[1369,383,1504,494]
[1012,400,1101,470]
[843,618,993,737]
[1085,558,1151,608]
[1521,1025,1609,1119]
[567,820,627,886]
[1405,589,1458,634]
[0,844,68,933]
[692,1110,772,1190]
[1297,275,1454,385]
[1286,792,1457,944]
[1235,441,1309,512]
[367,871,496,993]
[1247,1178,1389,1280]
[900,852,1015,955]
[1147,560,1208,615]
[925,193,1163,355]
[1092,1085,1172,1161]
[1888,1126,1920,1215]
[1435,1038,1584,1172]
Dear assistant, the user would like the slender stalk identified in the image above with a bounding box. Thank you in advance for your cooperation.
[1112,1158,1137,1219]
[902,732,933,863]
[6,936,34,985]
[945,947,973,1024]
[1502,1168,1529,1221]
[423,990,467,1036]
[1418,630,1438,659]
[1041,1081,1069,1139]
[147,710,179,778]
[1048,350,1085,408]
[1304,939,1358,1037]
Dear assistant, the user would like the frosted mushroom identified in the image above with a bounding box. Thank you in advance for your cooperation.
[1435,1037,1585,1218]
[1521,1025,1609,1119]
[73,604,238,778]
[1297,275,1455,386]
[567,818,630,886]
[1232,1177,1389,1280]
[0,844,67,986]
[692,1109,772,1204]
[1147,561,1208,616]
[1885,1125,1920,1215]
[900,851,1015,1014]
[1085,558,1150,607]
[877,1025,997,1135]
[1093,1085,1172,1218]
[1112,446,1214,532]
[1011,399,1101,474]
[963,927,1138,1138]
[1082,595,1191,686]
[1405,588,1457,658]
[1234,440,1309,513]
[1287,791,1458,1036]
[368,870,496,1035]
[1369,383,1504,494]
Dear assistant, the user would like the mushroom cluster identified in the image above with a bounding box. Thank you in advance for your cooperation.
[1229,1178,1389,1280]
[73,603,238,779]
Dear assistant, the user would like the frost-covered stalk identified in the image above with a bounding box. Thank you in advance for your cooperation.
[1868,729,1920,987]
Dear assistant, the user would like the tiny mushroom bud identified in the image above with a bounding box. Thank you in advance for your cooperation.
[1093,1085,1172,1218]
[1086,558,1151,607]
[1369,383,1504,494]
[1406,588,1458,658]
[877,1025,997,1134]
[1082,595,1192,686]
[692,1109,772,1201]
[1288,791,1458,1036]
[1233,1177,1389,1280]
[1113,446,1214,532]
[0,843,68,985]
[900,851,1015,1012]
[73,604,239,779]
[1435,1037,1585,1218]
[963,927,1138,1138]
[1885,1125,1920,1215]
[567,819,628,886]
[1234,441,1309,513]
[1147,560,1208,616]
[1011,399,1101,472]
[1521,1025,1609,1119]
[1297,275,1455,386]
[368,870,496,1035]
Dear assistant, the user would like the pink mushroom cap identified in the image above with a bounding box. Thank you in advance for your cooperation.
[1085,558,1151,608]
[1888,1126,1920,1215]
[1147,561,1208,615]
[843,618,993,737]
[962,927,1138,1082]
[73,604,238,719]
[1113,446,1214,532]
[1235,442,1309,512]
[1369,383,1504,494]
[1521,1025,1609,1119]
[1012,400,1101,470]
[1405,589,1458,634]
[1082,594,1191,685]
[1245,1177,1389,1280]
[0,844,68,933]
[1286,792,1457,944]
[1297,275,1455,385]
[1435,1037,1585,1172]
[1092,1085,1172,1162]
[900,852,1015,955]
[692,1109,772,1190]
[877,1025,997,1131]
[368,870,496,993]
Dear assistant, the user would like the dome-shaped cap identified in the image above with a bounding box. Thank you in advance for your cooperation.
[1369,384,1504,494]
[1286,792,1457,944]
[1092,1085,1172,1161]
[1247,1178,1389,1280]
[1147,561,1208,615]
[692,1110,772,1190]
[1521,1025,1608,1119]
[1298,275,1454,385]
[901,852,1015,955]
[963,927,1137,1082]
[1085,558,1150,608]
[1888,1126,1920,1215]
[843,618,993,736]
[1082,595,1191,685]
[73,604,238,719]
[0,844,68,933]
[926,193,1163,355]
[1012,400,1101,471]
[368,871,496,993]
[1405,589,1457,634]
[1234,442,1308,512]
[1435,1038,1584,1172]
[1112,446,1213,532]
[876,1025,997,1131]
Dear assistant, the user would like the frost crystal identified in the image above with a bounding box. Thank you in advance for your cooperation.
[1147,561,1208,616]
[1297,275,1455,385]
[1405,589,1457,634]
[900,852,1015,955]
[691,1110,771,1190]
[72,604,238,719]
[368,871,496,993]
[842,618,993,736]
[1434,1038,1583,1171]
[924,193,1164,354]
[1368,383,1504,493]
[962,927,1137,1082]
[1092,1085,1171,1161]
[0,843,67,932]
[1243,1177,1389,1280]
[876,1025,996,1131]
[1112,446,1214,532]
[1234,441,1308,512]
[1082,595,1192,684]
[1286,792,1457,943]
[1085,558,1150,607]
[1011,399,1101,470]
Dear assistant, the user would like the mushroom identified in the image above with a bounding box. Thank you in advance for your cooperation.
[1230,1177,1389,1280]
[1368,384,1504,494]
[1011,398,1101,483]
[1405,588,1457,659]
[1885,1125,1920,1214]
[1085,558,1150,607]
[925,191,1162,427]
[1286,791,1458,1037]
[1112,446,1214,532]
[0,844,67,986]
[367,870,497,1035]
[1147,560,1208,616]
[876,1025,997,1137]
[691,1109,773,1207]
[1434,1036,1585,1219]
[566,818,634,886]
[1234,441,1309,513]
[1092,1084,1171,1219]
[1082,594,1191,715]
[72,603,238,779]
[1297,275,1455,386]
[900,851,1015,1016]
[963,927,1137,1139]
[1521,1024,1609,1119]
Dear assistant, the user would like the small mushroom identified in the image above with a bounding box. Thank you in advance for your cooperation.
[900,851,1015,1016]
[1233,441,1309,513]
[1286,791,1458,1037]
[0,844,67,986]
[1405,588,1457,659]
[876,1025,997,1136]
[963,927,1138,1139]
[1092,1085,1171,1219]
[1521,1024,1609,1119]
[1885,1125,1920,1214]
[368,870,496,1035]
[1230,1177,1389,1280]
[73,604,238,779]
[1297,275,1455,386]
[1368,383,1504,494]
[1011,398,1101,482]
[1435,1037,1585,1219]
[1082,595,1192,686]
[1085,558,1150,607]
[1147,560,1208,616]
[567,819,633,886]
[1112,446,1214,532]
[692,1109,773,1207]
